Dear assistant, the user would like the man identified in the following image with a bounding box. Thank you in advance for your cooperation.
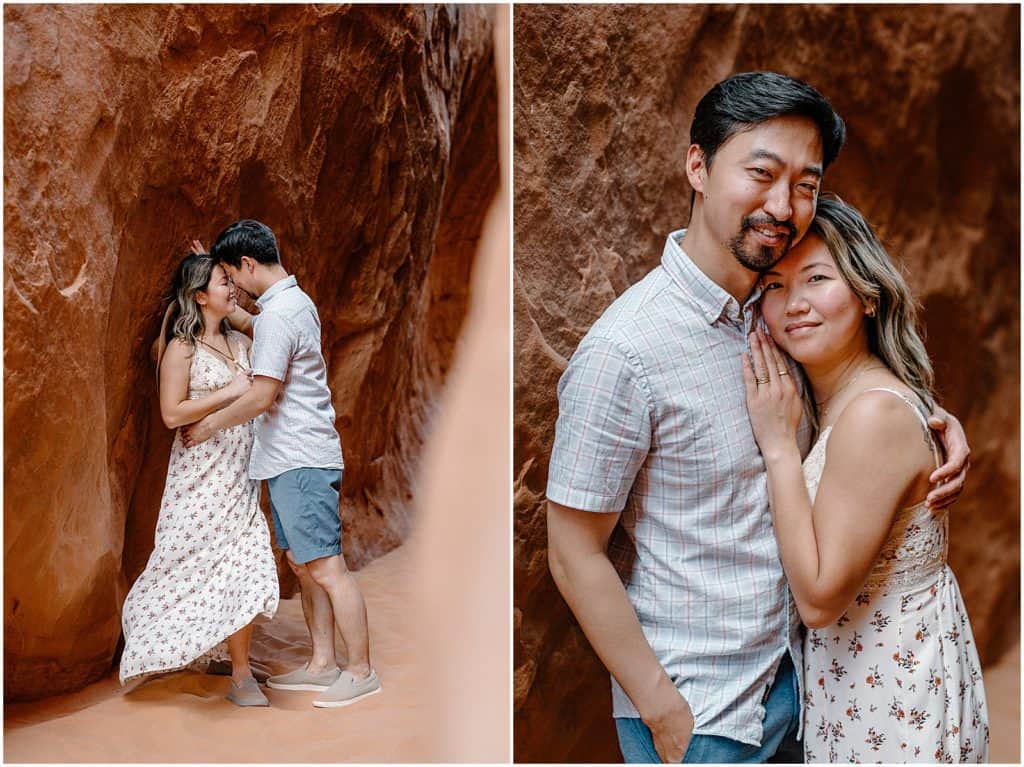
[182,220,381,709]
[545,72,969,763]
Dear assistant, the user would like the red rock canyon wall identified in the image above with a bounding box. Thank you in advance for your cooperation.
[514,5,1019,761]
[5,4,497,701]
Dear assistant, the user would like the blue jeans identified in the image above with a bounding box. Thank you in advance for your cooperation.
[615,653,803,763]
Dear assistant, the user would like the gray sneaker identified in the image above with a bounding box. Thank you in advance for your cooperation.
[312,669,382,708]
[226,677,269,707]
[266,665,342,691]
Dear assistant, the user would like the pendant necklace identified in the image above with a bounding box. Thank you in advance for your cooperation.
[199,336,251,375]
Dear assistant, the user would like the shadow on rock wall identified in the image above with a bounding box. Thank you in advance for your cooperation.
[513,5,1019,762]
[5,4,497,701]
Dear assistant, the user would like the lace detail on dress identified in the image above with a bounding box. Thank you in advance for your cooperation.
[801,388,947,595]
[866,503,948,592]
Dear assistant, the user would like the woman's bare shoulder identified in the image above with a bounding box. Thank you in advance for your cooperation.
[827,388,935,482]
[814,389,934,513]
[162,337,195,365]
[166,336,194,352]
[832,389,926,445]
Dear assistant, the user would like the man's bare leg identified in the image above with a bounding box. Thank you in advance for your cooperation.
[287,551,341,673]
[306,553,371,677]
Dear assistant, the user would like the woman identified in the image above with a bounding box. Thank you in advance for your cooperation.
[119,253,279,707]
[743,197,988,763]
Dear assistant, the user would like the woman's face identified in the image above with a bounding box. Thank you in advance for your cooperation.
[760,234,869,367]
[197,264,237,317]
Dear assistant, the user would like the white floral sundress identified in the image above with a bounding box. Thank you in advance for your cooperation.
[119,331,279,684]
[801,387,989,763]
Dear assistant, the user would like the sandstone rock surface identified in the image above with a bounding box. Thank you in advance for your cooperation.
[514,5,1019,761]
[5,4,497,701]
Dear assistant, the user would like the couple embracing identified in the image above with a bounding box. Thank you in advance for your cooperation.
[119,220,380,709]
[547,73,989,763]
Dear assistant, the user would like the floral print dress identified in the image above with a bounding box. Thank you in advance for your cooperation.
[119,331,279,684]
[801,388,988,763]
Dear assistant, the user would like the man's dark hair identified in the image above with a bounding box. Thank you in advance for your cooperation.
[690,71,846,173]
[210,219,280,267]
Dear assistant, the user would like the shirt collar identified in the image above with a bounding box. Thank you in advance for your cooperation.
[662,229,762,326]
[256,275,297,310]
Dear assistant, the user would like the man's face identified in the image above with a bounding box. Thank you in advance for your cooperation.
[222,259,257,300]
[695,115,824,272]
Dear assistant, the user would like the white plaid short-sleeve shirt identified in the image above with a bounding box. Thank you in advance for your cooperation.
[547,230,809,747]
[249,276,343,480]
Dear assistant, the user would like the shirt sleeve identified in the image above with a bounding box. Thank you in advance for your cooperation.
[250,312,297,381]
[546,334,653,513]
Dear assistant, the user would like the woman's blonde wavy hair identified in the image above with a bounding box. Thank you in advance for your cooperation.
[156,254,232,379]
[796,195,936,436]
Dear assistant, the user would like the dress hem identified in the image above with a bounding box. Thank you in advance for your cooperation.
[119,598,278,687]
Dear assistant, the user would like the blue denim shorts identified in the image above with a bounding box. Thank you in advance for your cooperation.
[266,468,342,565]
[615,652,803,763]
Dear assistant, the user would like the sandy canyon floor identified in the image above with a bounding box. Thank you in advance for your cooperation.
[5,545,437,763]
